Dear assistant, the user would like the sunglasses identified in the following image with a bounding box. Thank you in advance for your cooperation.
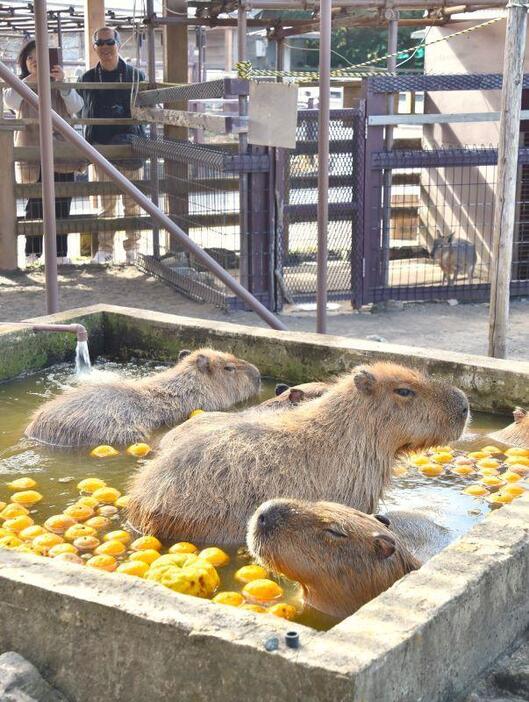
[94,38,117,47]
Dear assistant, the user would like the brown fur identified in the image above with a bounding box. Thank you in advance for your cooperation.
[488,407,529,448]
[247,498,421,618]
[25,348,260,448]
[258,381,330,410]
[127,362,468,543]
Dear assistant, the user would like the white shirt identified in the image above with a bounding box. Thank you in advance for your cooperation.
[5,77,83,116]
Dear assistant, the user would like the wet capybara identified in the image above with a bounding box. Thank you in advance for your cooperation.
[247,498,421,618]
[25,348,261,448]
[258,381,330,410]
[488,407,529,448]
[127,362,469,543]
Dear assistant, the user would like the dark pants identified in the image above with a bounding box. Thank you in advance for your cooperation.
[25,171,74,257]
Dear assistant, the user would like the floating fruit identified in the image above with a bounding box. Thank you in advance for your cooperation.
[242,579,283,601]
[73,536,101,552]
[76,496,99,509]
[463,484,488,497]
[508,464,529,477]
[6,477,37,490]
[0,502,5,512]
[269,603,297,620]
[104,530,132,545]
[240,604,266,613]
[477,458,500,470]
[505,456,529,467]
[19,525,47,541]
[77,478,106,493]
[54,553,84,565]
[126,443,151,458]
[85,516,111,530]
[480,476,505,488]
[0,504,29,520]
[502,484,526,497]
[188,409,205,419]
[481,445,503,455]
[86,555,117,572]
[10,490,42,506]
[96,505,119,517]
[64,524,97,541]
[32,533,64,555]
[488,493,514,505]
[0,535,23,549]
[431,452,453,464]
[92,487,121,504]
[453,456,474,466]
[479,467,500,477]
[408,454,429,467]
[146,555,219,598]
[169,541,198,555]
[393,464,407,477]
[503,471,523,483]
[468,451,488,460]
[90,445,119,458]
[95,540,126,557]
[234,564,268,583]
[505,447,529,458]
[116,561,149,577]
[48,543,78,557]
[419,463,444,477]
[451,465,475,476]
[198,547,230,567]
[4,515,34,533]
[212,592,245,607]
[130,535,162,552]
[433,446,453,453]
[64,505,94,522]
[128,549,161,565]
[115,495,131,509]
[44,515,77,534]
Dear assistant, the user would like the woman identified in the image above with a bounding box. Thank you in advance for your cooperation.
[5,40,85,265]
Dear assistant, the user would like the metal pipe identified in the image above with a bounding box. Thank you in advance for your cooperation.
[0,58,287,332]
[317,0,331,334]
[0,322,88,342]
[146,0,160,259]
[238,2,250,292]
[35,0,59,314]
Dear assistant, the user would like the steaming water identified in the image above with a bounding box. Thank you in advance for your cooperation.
[75,340,92,375]
[0,360,510,631]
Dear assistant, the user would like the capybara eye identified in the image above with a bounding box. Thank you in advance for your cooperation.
[394,388,416,398]
[224,364,235,372]
[324,527,347,538]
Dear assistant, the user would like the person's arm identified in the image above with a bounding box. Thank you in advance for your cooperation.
[4,87,22,111]
[60,89,84,116]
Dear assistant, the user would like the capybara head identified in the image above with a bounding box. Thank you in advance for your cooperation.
[348,363,469,452]
[259,381,330,410]
[247,498,420,618]
[489,406,529,448]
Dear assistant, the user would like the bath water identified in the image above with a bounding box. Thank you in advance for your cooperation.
[0,360,510,631]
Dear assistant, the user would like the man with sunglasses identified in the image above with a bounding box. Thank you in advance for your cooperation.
[80,27,146,264]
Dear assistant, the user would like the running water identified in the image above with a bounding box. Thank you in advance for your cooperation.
[75,340,92,374]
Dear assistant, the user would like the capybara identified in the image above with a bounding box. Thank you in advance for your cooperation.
[247,498,422,618]
[127,362,469,543]
[25,348,261,448]
[488,407,529,448]
[258,381,330,410]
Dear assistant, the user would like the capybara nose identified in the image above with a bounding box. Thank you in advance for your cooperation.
[256,501,291,533]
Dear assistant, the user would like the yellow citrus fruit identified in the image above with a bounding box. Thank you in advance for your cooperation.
[502,484,526,497]
[0,535,23,549]
[77,478,106,493]
[451,465,474,476]
[198,547,230,567]
[433,445,453,453]
[19,525,47,541]
[419,464,444,477]
[103,530,132,545]
[128,549,161,565]
[85,516,111,531]
[431,452,453,464]
[479,467,500,477]
[212,592,245,607]
[73,536,101,551]
[10,490,42,506]
[505,456,529,467]
[269,603,297,620]
[463,484,488,497]
[477,458,500,470]
[32,533,64,554]
[86,554,117,571]
[4,515,34,533]
[508,464,529,477]
[503,471,522,483]
[0,504,29,520]
[48,543,78,557]
[6,477,37,490]
[488,493,514,505]
[130,535,162,552]
[168,541,198,554]
[76,496,99,509]
[64,505,94,522]
[408,454,429,466]
[96,505,119,517]
[240,604,267,613]
[468,451,488,460]
[234,564,268,583]
[90,445,119,458]
[116,561,149,577]
[480,476,505,488]
[393,464,407,477]
[44,514,77,534]
[92,487,121,504]
[115,495,131,508]
[188,409,206,419]
[146,555,219,598]
[505,447,529,457]
[453,456,474,466]
[481,445,503,455]
[242,579,283,601]
[64,524,97,541]
[54,553,84,565]
[95,540,126,557]
[126,443,151,458]
[0,502,5,512]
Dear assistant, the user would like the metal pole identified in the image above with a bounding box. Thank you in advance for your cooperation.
[488,0,528,358]
[0,58,287,332]
[317,0,331,334]
[35,0,59,314]
[238,2,250,291]
[146,0,160,258]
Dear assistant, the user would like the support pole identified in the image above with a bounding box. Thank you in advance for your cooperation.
[488,0,528,358]
[83,0,105,71]
[238,2,250,291]
[35,1,59,314]
[146,0,160,258]
[317,0,332,334]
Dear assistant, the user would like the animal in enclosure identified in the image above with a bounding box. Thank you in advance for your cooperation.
[488,407,529,448]
[127,362,469,543]
[247,498,434,618]
[258,381,330,410]
[431,231,477,285]
[25,348,261,448]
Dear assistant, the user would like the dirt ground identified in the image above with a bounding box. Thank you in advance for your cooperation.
[1,264,529,361]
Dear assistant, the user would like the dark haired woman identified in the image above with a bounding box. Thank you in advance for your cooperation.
[5,40,84,266]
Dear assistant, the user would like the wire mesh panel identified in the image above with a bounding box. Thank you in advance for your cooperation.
[277,108,359,304]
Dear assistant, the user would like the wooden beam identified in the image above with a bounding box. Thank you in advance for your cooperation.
[0,129,17,271]
[83,0,105,70]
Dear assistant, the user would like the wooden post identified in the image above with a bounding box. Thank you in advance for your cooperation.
[0,127,18,271]
[488,0,528,358]
[83,0,105,70]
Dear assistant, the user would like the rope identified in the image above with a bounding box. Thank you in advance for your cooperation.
[235,15,505,82]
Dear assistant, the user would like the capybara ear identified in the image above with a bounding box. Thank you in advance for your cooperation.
[289,388,305,404]
[196,354,211,373]
[513,407,528,423]
[373,531,396,559]
[178,349,192,360]
[374,514,391,527]
[275,383,290,396]
[353,367,376,395]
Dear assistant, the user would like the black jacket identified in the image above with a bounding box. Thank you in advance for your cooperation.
[80,58,146,145]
